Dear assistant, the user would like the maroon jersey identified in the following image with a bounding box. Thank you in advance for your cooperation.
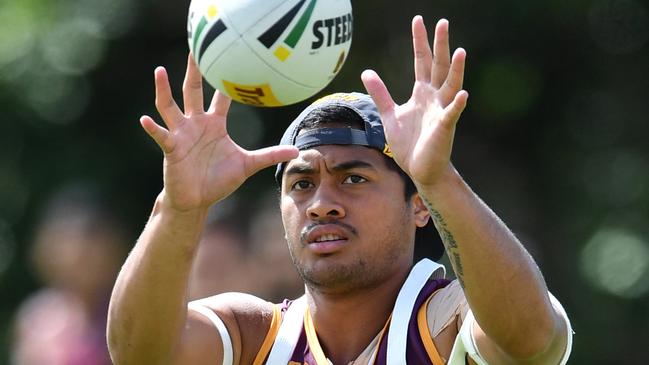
[257,278,450,365]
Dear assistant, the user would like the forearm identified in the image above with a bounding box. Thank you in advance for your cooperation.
[419,166,560,358]
[107,191,208,364]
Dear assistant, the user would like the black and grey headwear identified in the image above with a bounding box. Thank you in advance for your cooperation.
[275,92,392,180]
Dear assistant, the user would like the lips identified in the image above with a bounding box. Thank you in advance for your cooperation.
[314,233,344,242]
[302,223,354,254]
[304,224,350,243]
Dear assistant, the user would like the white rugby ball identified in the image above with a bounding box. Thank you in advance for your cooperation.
[187,0,353,107]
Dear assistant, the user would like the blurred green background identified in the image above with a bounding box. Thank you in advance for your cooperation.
[1,0,648,363]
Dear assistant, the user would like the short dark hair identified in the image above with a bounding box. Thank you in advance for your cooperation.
[298,105,417,200]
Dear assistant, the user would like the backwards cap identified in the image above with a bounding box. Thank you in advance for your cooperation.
[275,92,444,261]
[276,92,393,184]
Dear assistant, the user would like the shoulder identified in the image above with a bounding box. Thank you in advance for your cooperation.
[196,292,278,321]
[193,292,278,335]
[426,279,468,333]
[177,293,278,365]
[425,279,468,360]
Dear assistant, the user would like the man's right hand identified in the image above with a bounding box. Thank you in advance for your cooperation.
[140,54,299,213]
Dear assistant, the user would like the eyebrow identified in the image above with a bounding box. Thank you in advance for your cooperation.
[284,164,316,176]
[284,159,376,177]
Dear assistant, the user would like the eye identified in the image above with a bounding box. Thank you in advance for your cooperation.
[291,180,314,191]
[343,175,367,184]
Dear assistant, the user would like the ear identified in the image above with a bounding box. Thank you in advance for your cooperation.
[411,194,431,228]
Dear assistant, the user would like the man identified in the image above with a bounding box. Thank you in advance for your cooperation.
[107,17,572,364]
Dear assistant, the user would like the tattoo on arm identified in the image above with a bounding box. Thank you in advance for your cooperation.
[423,197,465,288]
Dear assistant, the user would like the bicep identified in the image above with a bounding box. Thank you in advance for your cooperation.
[439,286,572,365]
[467,293,572,365]
[172,293,276,365]
[172,304,238,365]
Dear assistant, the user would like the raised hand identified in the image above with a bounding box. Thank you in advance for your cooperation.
[140,55,298,212]
[361,17,468,188]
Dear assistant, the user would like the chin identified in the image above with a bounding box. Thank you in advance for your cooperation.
[296,257,386,294]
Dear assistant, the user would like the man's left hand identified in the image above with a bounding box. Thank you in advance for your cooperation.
[362,16,468,189]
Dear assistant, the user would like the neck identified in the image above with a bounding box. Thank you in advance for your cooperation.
[304,263,412,365]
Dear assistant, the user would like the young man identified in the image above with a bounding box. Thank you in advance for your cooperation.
[107,17,572,364]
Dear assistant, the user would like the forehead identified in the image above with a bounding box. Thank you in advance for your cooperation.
[284,145,387,171]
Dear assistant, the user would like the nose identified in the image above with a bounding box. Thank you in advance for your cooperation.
[305,184,346,220]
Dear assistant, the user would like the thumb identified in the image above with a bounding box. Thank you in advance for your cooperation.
[441,90,469,128]
[244,145,299,177]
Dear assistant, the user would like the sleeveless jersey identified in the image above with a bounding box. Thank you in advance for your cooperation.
[255,278,450,365]
[191,259,574,365]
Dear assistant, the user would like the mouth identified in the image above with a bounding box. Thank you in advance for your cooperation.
[308,237,348,255]
[302,223,355,254]
[313,233,345,243]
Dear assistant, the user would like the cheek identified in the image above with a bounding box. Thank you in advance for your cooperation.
[360,191,403,218]
[280,198,301,241]
[362,197,412,238]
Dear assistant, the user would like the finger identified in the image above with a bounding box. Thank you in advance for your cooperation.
[208,89,232,118]
[439,48,466,105]
[182,54,205,114]
[361,69,397,119]
[432,19,451,89]
[244,145,299,177]
[441,90,469,128]
[154,67,184,130]
[140,115,174,154]
[412,15,433,83]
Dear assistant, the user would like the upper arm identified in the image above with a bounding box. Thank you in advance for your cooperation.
[465,293,572,365]
[428,282,573,365]
[172,293,275,365]
[426,280,469,359]
[172,306,232,365]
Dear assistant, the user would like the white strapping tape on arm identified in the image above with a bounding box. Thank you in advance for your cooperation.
[448,310,487,365]
[265,295,308,364]
[386,258,445,365]
[448,292,574,365]
[188,302,234,365]
[550,292,573,365]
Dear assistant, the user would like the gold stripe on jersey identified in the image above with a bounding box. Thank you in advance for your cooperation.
[370,315,392,363]
[417,290,445,365]
[253,305,282,365]
[304,308,330,365]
